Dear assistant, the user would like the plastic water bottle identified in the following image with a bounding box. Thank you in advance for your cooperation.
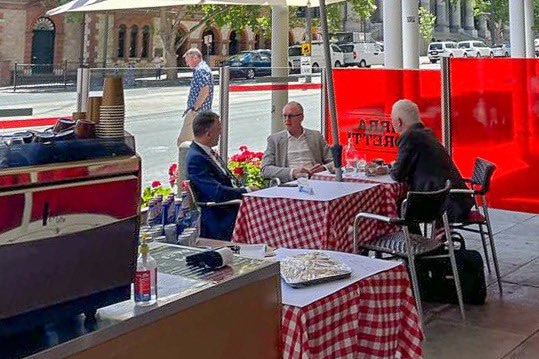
[344,138,357,172]
[134,235,157,306]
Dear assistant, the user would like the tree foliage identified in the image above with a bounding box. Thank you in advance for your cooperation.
[419,6,437,43]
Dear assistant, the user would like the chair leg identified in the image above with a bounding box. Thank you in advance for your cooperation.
[444,213,466,321]
[478,223,492,273]
[483,203,503,295]
[403,227,424,331]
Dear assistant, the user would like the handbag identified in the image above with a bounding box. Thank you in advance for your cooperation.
[416,232,487,305]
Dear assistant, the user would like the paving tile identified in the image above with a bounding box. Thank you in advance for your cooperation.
[504,258,539,287]
[489,209,536,224]
[423,320,525,359]
[505,330,539,359]
[436,283,539,335]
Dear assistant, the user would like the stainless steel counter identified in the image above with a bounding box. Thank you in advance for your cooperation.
[0,244,280,359]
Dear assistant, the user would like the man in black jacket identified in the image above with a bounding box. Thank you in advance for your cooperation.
[390,99,474,221]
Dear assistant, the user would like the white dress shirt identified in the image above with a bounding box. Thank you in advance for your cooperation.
[287,131,315,178]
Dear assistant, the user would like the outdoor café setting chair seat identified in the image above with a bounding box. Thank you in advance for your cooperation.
[449,157,502,294]
[359,231,445,257]
[352,180,466,326]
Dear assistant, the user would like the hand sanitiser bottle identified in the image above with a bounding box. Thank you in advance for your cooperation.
[134,235,157,306]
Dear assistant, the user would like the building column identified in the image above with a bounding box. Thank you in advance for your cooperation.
[419,0,430,11]
[524,0,534,58]
[435,0,449,33]
[270,6,288,133]
[383,0,402,69]
[509,0,526,57]
[450,0,463,33]
[477,15,490,40]
[372,0,382,22]
[462,0,477,36]
[402,0,419,69]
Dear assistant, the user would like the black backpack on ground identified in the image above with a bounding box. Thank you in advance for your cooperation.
[415,232,487,305]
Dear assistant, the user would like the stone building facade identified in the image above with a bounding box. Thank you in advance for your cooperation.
[346,0,498,45]
[0,1,304,85]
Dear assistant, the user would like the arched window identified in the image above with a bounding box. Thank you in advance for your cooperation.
[117,25,126,58]
[141,25,150,58]
[129,25,139,58]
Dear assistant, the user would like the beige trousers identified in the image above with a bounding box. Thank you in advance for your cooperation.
[177,109,197,147]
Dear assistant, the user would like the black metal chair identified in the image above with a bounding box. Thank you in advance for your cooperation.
[186,180,242,209]
[450,157,502,294]
[353,180,465,325]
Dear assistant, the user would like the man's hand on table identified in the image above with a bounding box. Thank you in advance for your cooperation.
[292,167,310,179]
[309,164,325,175]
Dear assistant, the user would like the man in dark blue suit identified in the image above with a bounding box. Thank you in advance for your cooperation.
[186,111,258,240]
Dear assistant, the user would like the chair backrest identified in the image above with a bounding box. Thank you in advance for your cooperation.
[471,158,496,195]
[402,180,451,224]
[184,180,201,209]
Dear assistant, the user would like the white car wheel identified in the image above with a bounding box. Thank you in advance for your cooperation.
[463,53,468,58]
[359,59,367,67]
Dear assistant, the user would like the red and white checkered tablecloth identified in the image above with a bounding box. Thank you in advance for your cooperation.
[232,184,389,252]
[281,264,423,359]
[311,172,408,244]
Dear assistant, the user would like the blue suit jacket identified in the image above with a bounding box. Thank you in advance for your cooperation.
[186,142,246,240]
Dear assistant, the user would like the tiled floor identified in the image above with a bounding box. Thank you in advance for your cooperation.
[423,209,539,359]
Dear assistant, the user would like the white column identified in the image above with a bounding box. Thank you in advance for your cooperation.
[450,0,462,33]
[383,0,402,69]
[509,0,526,57]
[402,0,419,69]
[435,0,449,33]
[462,0,477,36]
[524,0,534,58]
[270,6,289,133]
[477,15,491,40]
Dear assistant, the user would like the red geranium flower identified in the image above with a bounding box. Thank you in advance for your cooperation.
[151,180,162,188]
[233,167,244,177]
[239,145,248,152]
[168,163,178,176]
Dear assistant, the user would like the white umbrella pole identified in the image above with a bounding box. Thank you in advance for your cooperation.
[318,0,342,181]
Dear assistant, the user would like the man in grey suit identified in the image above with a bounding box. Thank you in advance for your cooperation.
[261,101,334,183]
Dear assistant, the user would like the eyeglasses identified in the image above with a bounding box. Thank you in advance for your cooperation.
[282,113,303,119]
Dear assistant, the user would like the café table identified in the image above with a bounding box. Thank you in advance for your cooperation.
[311,171,408,244]
[232,180,392,253]
[196,240,423,359]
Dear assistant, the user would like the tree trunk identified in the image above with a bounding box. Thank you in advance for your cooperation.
[159,8,178,80]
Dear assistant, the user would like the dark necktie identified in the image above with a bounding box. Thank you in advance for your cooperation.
[210,149,243,187]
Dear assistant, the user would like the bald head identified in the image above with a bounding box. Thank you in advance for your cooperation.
[391,99,422,134]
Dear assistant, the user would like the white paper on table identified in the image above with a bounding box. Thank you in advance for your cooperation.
[238,244,267,259]
[274,248,401,308]
[244,180,378,201]
[317,170,398,184]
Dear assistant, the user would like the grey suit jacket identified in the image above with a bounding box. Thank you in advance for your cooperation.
[261,128,333,183]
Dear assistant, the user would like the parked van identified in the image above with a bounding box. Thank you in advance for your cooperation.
[340,42,384,67]
[288,45,302,72]
[311,41,345,68]
[428,41,466,63]
[457,40,493,58]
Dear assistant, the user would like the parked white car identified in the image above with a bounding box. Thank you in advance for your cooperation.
[340,42,384,67]
[492,43,510,57]
[458,40,493,58]
[311,41,345,69]
[428,41,467,63]
[288,45,302,72]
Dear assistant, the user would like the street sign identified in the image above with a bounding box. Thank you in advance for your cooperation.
[300,56,312,75]
[301,43,311,56]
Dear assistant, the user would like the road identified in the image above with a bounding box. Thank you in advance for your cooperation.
[0,84,322,188]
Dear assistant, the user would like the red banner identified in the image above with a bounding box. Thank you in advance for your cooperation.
[328,69,441,163]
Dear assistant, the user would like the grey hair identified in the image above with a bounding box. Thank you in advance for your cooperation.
[286,101,304,113]
[193,111,219,137]
[183,47,202,59]
[391,99,420,126]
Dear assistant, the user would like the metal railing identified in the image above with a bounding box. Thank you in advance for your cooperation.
[12,61,81,91]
